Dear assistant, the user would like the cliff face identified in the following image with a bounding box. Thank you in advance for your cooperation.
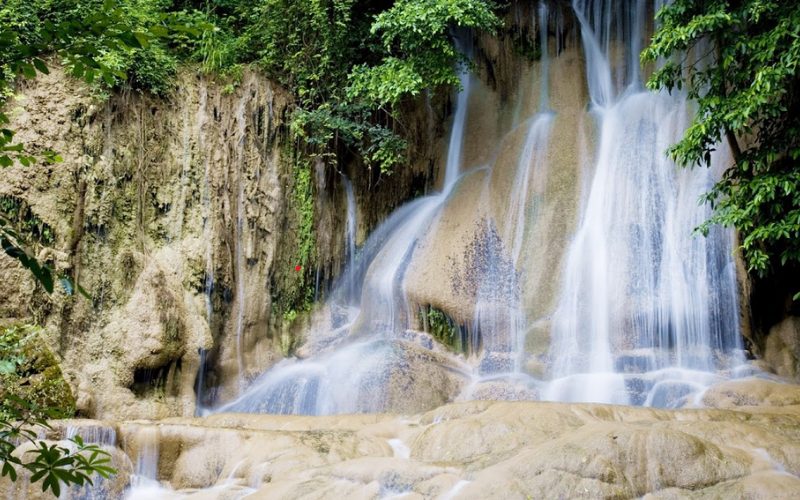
[0,66,444,420]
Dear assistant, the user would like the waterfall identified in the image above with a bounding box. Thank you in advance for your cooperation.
[543,0,742,407]
[342,175,358,302]
[211,1,746,415]
[443,68,470,192]
[123,427,162,499]
[214,60,474,415]
[58,424,119,500]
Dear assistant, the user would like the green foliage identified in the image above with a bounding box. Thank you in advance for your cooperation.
[0,325,111,497]
[348,0,500,105]
[241,0,498,173]
[0,196,55,246]
[421,305,466,353]
[0,195,65,294]
[243,0,368,106]
[294,161,316,275]
[643,0,800,292]
[291,103,408,175]
[0,325,75,418]
[1,214,57,294]
[0,196,88,295]
[1,398,115,497]
[277,157,316,322]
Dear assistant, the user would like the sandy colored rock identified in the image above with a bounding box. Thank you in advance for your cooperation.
[35,400,799,498]
[403,35,589,372]
[702,377,800,408]
[0,58,446,420]
[764,316,800,380]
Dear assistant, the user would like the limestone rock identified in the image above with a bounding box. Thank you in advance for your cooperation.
[702,377,800,408]
[55,400,798,498]
[764,316,800,380]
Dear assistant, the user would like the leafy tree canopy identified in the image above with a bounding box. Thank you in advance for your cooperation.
[238,0,499,174]
[348,0,499,105]
[643,0,800,298]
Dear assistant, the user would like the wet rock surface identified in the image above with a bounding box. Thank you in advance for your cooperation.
[6,396,796,499]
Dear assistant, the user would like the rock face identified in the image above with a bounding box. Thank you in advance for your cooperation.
[404,3,586,336]
[0,67,298,420]
[6,394,799,499]
[0,67,443,421]
[763,316,800,380]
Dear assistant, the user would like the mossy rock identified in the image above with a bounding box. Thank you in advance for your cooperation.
[0,325,75,418]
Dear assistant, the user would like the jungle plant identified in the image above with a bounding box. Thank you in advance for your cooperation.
[643,0,800,299]
[1,325,115,496]
[1,397,115,497]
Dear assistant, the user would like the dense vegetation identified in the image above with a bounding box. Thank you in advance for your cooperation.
[3,0,800,491]
[2,0,499,172]
[644,0,800,300]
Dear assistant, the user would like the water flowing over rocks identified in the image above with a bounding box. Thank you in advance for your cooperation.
[3,0,800,497]
[0,65,444,420]
[4,394,800,498]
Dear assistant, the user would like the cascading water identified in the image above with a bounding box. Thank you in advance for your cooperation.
[443,64,470,192]
[542,0,742,406]
[214,68,473,415]
[212,0,747,416]
[124,427,161,498]
[457,2,554,398]
[342,175,358,300]
[59,425,118,499]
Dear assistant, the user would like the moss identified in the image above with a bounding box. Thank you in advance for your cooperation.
[271,151,317,326]
[510,29,542,62]
[0,324,76,418]
[420,305,468,354]
[0,194,56,246]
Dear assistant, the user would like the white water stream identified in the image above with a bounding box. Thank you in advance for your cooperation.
[213,0,746,416]
[542,0,742,406]
[216,69,471,415]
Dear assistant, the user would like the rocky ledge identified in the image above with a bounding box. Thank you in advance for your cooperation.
[4,378,800,499]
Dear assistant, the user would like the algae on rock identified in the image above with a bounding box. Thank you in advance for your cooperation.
[0,324,75,417]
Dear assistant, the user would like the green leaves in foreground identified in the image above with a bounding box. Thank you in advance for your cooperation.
[1,397,115,497]
[643,0,800,293]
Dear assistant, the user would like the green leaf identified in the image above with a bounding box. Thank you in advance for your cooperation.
[20,63,36,79]
[2,461,17,481]
[32,59,49,75]
[133,32,150,49]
